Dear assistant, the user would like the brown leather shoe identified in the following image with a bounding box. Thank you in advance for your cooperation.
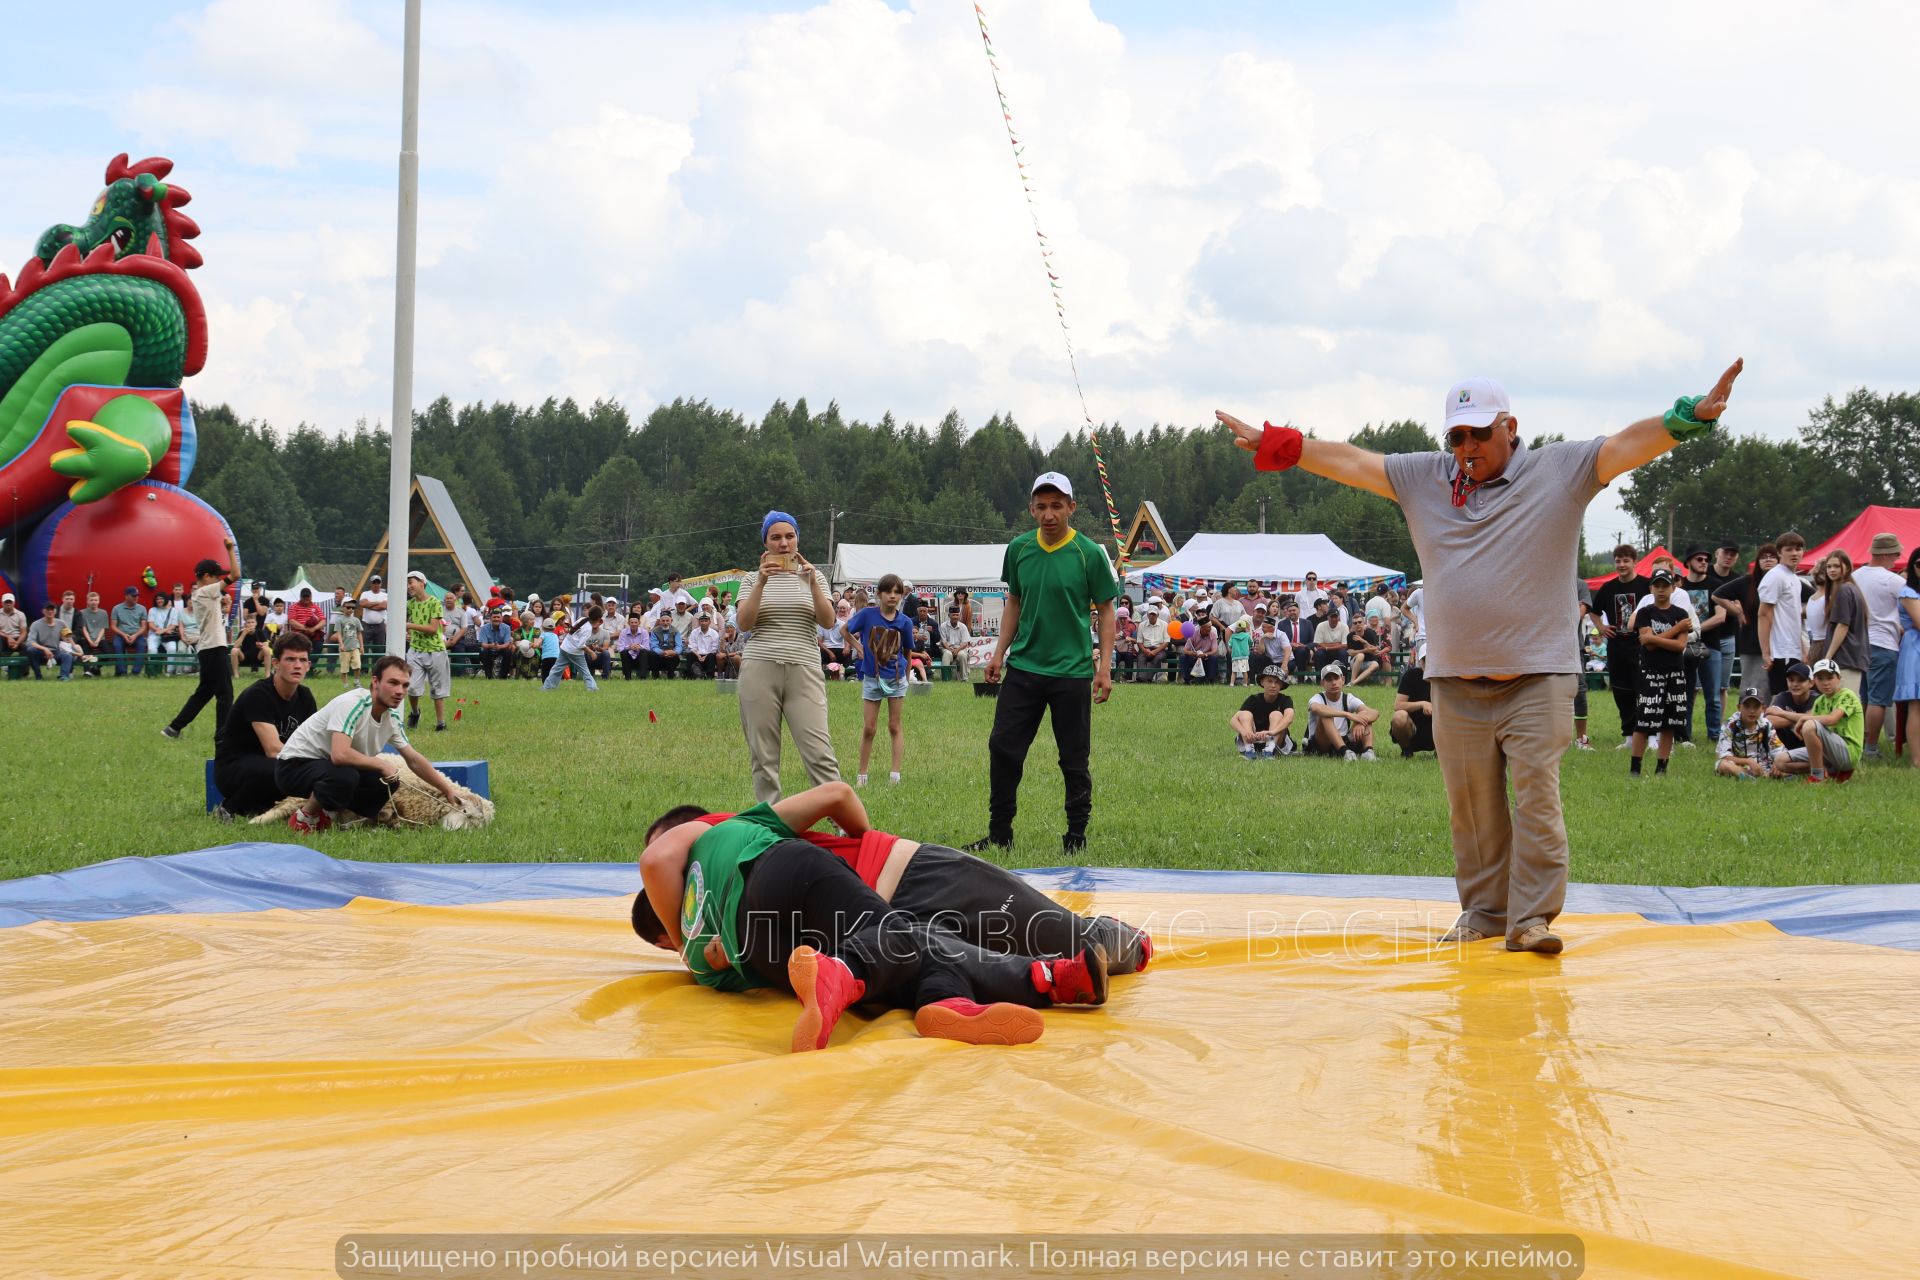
[1436,925,1490,943]
[1507,924,1564,954]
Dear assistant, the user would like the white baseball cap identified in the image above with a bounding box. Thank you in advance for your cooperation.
[0,593,12,603]
[1031,471,1074,498]
[1444,376,1511,430]
[406,570,426,582]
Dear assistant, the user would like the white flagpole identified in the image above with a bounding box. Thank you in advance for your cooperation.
[384,0,421,657]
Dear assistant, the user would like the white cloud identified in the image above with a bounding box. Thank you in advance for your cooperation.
[9,0,1919,550]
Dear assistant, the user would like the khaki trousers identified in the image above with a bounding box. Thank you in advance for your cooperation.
[739,657,841,803]
[1430,674,1577,941]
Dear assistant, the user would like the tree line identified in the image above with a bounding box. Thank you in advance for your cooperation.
[184,387,1917,593]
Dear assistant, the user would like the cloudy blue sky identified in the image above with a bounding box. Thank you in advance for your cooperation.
[5,0,1916,548]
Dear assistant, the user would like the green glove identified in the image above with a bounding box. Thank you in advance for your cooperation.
[1663,395,1715,442]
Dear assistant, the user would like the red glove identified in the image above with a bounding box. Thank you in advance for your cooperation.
[1255,423,1304,472]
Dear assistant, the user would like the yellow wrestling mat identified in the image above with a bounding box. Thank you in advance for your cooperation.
[4,877,1918,1278]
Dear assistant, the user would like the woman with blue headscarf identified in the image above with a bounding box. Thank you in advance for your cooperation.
[735,510,841,801]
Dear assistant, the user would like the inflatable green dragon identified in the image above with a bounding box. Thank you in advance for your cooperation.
[0,153,231,607]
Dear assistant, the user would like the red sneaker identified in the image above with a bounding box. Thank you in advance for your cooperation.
[788,946,865,1053]
[1032,944,1109,1006]
[287,807,332,834]
[914,998,1044,1046]
[1097,916,1153,974]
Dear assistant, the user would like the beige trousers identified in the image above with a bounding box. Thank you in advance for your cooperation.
[738,657,841,803]
[1430,674,1578,941]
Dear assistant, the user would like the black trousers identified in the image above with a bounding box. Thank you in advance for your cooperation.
[1678,649,1703,741]
[213,753,289,817]
[1767,657,1793,701]
[274,756,393,818]
[1607,641,1639,737]
[620,650,647,679]
[685,651,715,679]
[478,648,511,679]
[889,843,1124,960]
[736,841,1042,1009]
[168,646,234,739]
[649,652,679,678]
[987,665,1093,842]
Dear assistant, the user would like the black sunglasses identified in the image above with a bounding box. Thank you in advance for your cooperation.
[1444,423,1498,449]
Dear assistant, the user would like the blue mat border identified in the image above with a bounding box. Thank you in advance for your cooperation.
[2,844,1916,951]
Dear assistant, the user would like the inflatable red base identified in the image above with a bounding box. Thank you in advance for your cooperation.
[23,480,236,609]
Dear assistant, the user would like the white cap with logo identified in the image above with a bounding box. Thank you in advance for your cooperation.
[1444,376,1511,430]
[1030,471,1074,498]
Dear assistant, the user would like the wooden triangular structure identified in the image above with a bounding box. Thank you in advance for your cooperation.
[356,475,497,599]
[1122,500,1177,566]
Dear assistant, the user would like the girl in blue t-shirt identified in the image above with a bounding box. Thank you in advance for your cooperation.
[846,573,917,786]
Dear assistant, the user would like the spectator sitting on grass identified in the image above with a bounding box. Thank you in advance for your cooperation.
[1231,664,1297,759]
[1306,663,1378,761]
[1715,687,1778,780]
[1390,655,1435,759]
[1796,658,1865,784]
[1765,662,1818,777]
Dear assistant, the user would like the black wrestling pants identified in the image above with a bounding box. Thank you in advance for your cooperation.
[735,840,1043,1009]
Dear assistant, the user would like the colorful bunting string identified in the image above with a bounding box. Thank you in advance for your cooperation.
[973,3,1127,575]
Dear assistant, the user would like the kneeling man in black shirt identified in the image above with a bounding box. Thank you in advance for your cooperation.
[213,632,318,817]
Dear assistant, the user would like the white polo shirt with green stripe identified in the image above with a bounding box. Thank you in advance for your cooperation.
[1001,527,1120,679]
[278,688,411,763]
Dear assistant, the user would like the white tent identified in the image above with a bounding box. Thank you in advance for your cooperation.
[1125,533,1401,587]
[829,543,1008,588]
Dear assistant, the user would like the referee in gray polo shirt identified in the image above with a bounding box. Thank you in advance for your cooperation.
[1216,359,1743,953]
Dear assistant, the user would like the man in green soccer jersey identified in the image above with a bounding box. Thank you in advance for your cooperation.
[970,472,1119,856]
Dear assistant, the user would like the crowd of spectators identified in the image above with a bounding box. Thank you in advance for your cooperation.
[14,529,1920,783]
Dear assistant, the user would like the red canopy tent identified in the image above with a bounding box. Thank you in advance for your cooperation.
[1585,545,1678,590]
[1805,505,1920,567]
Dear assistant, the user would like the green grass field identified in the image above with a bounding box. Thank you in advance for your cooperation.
[3,671,1915,885]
